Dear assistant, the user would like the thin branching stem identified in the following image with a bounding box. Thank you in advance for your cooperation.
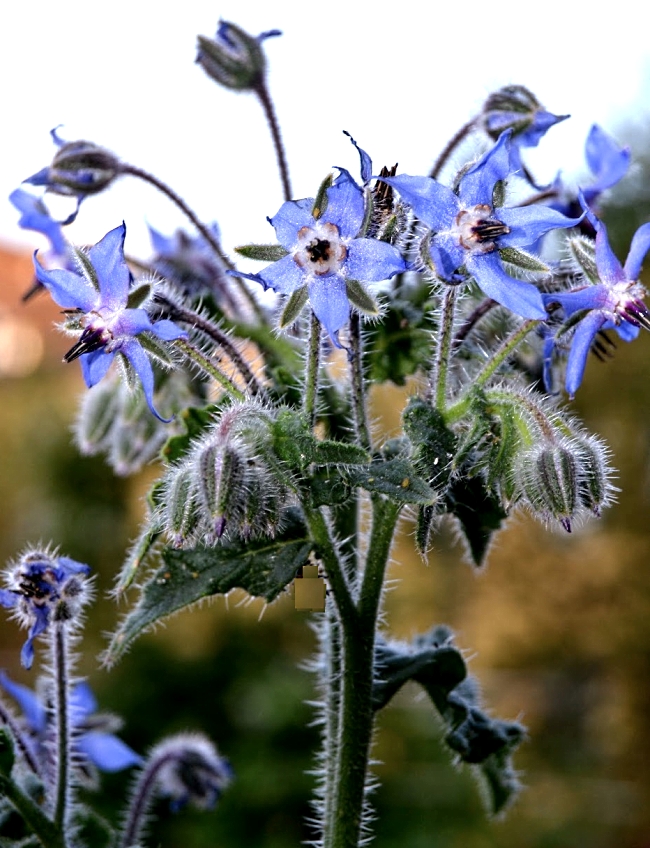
[0,699,40,776]
[174,338,246,401]
[472,319,539,388]
[154,294,265,397]
[428,118,477,180]
[0,773,66,848]
[119,163,264,320]
[119,751,176,848]
[254,81,292,202]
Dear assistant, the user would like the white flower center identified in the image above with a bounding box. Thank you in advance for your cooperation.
[453,204,510,253]
[293,222,347,277]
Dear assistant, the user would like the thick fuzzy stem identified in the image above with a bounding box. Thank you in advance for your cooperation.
[304,310,322,429]
[429,286,457,410]
[349,312,371,452]
[52,626,70,832]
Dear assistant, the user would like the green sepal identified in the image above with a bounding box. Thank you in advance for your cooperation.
[492,179,507,209]
[234,243,288,262]
[113,515,163,595]
[135,332,176,367]
[279,285,309,328]
[349,457,436,504]
[125,282,152,309]
[0,730,14,777]
[162,404,220,465]
[345,279,379,315]
[499,246,550,274]
[312,175,333,219]
[568,234,599,284]
[444,473,508,567]
[105,508,312,665]
[72,245,99,291]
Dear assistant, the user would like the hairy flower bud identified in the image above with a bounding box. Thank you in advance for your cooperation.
[161,404,292,547]
[481,85,568,147]
[24,129,120,201]
[519,443,579,532]
[196,21,281,91]
[574,435,615,517]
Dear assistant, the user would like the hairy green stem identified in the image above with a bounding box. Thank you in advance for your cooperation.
[304,310,321,429]
[0,773,66,848]
[320,608,342,846]
[429,286,458,410]
[327,497,400,848]
[119,751,176,848]
[0,700,40,776]
[53,626,69,832]
[349,312,372,452]
[174,338,246,401]
[154,294,265,397]
[472,319,539,388]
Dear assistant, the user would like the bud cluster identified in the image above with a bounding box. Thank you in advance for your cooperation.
[74,370,200,476]
[161,403,292,547]
[515,432,613,532]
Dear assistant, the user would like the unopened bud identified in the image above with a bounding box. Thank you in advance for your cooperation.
[575,435,614,517]
[196,21,281,91]
[25,130,120,200]
[481,85,568,148]
[519,443,579,532]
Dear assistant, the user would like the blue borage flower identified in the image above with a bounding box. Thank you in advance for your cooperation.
[9,188,68,260]
[542,206,650,396]
[377,131,583,320]
[233,164,406,346]
[582,124,631,207]
[33,223,187,422]
[0,551,91,669]
[0,672,142,773]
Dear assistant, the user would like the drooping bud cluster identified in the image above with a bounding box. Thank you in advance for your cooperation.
[161,403,292,547]
[515,432,613,532]
[196,21,281,91]
[0,548,92,668]
[74,370,200,476]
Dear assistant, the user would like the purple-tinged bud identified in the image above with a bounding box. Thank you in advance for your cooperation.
[164,464,201,548]
[482,85,568,147]
[574,435,615,517]
[0,547,92,668]
[24,130,120,201]
[196,21,281,91]
[121,733,232,848]
[519,443,579,532]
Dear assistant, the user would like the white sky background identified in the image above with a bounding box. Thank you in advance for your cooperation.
[1,0,648,263]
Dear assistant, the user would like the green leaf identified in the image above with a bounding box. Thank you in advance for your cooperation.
[105,509,312,664]
[349,458,436,504]
[234,243,288,261]
[279,285,309,328]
